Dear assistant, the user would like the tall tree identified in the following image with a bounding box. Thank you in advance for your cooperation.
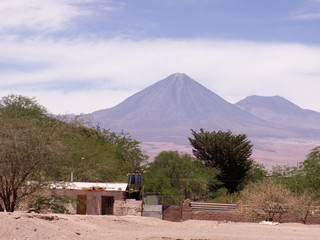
[0,95,67,211]
[189,129,253,193]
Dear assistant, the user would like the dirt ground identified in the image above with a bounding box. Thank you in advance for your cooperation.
[1,212,320,240]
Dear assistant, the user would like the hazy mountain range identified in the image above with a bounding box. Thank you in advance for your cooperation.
[89,73,320,167]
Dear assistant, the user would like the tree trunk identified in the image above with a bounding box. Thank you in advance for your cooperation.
[3,192,13,212]
[10,190,17,212]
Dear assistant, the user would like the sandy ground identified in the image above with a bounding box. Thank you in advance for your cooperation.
[1,212,320,240]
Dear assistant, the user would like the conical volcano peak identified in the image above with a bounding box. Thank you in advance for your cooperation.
[91,72,254,130]
[157,73,202,91]
[169,72,189,79]
[164,73,194,83]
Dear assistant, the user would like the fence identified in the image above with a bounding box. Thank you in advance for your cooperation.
[190,202,237,212]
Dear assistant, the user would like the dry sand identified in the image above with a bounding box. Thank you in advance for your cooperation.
[1,212,320,240]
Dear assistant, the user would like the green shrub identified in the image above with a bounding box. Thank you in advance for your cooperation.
[29,195,75,214]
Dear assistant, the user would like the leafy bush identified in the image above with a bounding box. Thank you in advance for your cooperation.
[29,195,75,214]
[210,188,240,204]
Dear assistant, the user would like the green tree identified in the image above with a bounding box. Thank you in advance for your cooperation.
[270,165,304,194]
[189,129,253,193]
[143,151,220,204]
[48,127,148,183]
[46,125,119,182]
[299,146,320,197]
[0,94,148,212]
[271,147,320,199]
[102,129,148,180]
[0,95,67,212]
[244,162,267,185]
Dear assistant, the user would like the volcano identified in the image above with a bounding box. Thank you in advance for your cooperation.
[89,73,320,167]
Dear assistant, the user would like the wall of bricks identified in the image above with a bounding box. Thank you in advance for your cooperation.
[163,205,182,222]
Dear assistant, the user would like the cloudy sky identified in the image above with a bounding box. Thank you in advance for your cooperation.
[1,0,320,114]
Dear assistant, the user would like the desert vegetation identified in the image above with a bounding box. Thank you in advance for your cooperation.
[0,94,319,225]
[0,95,147,212]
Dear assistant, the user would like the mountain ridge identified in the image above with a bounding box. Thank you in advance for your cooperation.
[89,73,320,167]
[236,95,320,129]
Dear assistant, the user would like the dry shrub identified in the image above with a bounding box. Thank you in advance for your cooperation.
[292,191,317,224]
[240,179,294,222]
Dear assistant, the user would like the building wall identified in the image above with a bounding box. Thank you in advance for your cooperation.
[52,189,125,215]
[163,205,182,222]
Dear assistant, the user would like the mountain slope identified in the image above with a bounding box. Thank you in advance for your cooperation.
[90,73,314,143]
[92,74,258,140]
[89,73,320,167]
[92,73,262,129]
[235,95,320,129]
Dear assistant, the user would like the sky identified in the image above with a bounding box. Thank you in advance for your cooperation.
[1,0,320,114]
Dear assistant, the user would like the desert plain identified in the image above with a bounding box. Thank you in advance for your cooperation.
[1,212,320,240]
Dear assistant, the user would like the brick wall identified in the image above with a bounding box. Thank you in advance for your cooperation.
[163,205,182,222]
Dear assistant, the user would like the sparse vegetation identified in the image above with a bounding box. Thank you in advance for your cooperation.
[240,178,318,224]
[240,179,293,222]
[292,191,317,224]
[1,93,320,224]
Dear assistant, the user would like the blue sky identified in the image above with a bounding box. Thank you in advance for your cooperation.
[1,0,320,114]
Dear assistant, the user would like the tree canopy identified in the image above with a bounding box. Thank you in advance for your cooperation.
[272,146,320,199]
[143,151,220,204]
[0,95,67,211]
[47,126,148,183]
[188,129,253,193]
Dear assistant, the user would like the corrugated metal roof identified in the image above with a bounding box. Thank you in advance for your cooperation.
[50,182,128,191]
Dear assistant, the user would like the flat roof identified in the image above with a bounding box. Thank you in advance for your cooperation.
[50,182,128,191]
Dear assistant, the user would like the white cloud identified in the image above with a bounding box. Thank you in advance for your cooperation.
[293,0,320,20]
[0,0,90,33]
[294,13,320,20]
[0,89,136,115]
[1,37,320,114]
[0,0,120,33]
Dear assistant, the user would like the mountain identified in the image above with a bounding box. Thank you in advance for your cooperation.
[235,95,320,130]
[89,73,320,167]
[91,73,287,143]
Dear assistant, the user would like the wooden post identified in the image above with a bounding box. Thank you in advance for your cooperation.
[180,188,183,221]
